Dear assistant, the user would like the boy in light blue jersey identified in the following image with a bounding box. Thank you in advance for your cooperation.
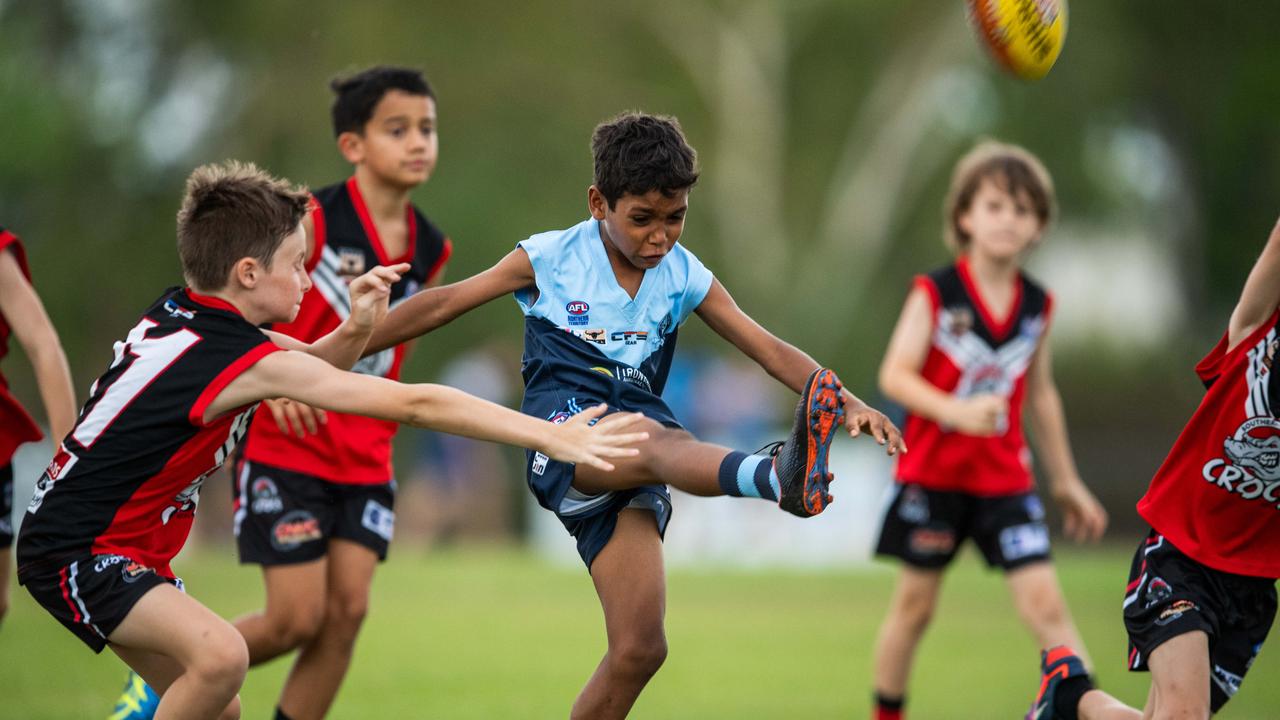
[366,112,905,718]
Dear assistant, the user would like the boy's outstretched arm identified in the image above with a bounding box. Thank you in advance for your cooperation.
[206,350,648,471]
[1024,336,1107,542]
[363,248,535,355]
[880,285,1007,436]
[1228,216,1280,350]
[0,248,76,440]
[694,279,905,455]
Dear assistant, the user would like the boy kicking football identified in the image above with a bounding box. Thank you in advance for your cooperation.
[364,111,906,718]
[16,161,644,720]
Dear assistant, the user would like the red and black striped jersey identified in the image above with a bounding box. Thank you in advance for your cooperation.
[1138,309,1280,578]
[240,177,451,484]
[0,227,44,464]
[17,287,280,579]
[894,257,1052,496]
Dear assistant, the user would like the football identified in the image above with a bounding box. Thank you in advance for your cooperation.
[966,0,1067,80]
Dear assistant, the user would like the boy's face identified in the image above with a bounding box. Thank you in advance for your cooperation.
[958,178,1043,260]
[589,187,689,270]
[339,90,437,189]
[257,223,312,323]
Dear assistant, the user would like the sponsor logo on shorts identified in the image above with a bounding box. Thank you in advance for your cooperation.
[1144,577,1173,608]
[908,528,955,556]
[1155,599,1198,626]
[898,485,930,524]
[250,477,284,515]
[532,452,549,476]
[121,560,152,583]
[361,500,395,542]
[29,447,78,515]
[1212,664,1243,698]
[998,522,1050,561]
[1202,416,1280,511]
[270,510,322,552]
[566,301,590,326]
[94,554,128,573]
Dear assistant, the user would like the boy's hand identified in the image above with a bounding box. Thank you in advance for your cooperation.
[348,263,411,333]
[541,404,649,471]
[843,393,907,456]
[264,397,327,438]
[947,394,1008,436]
[1050,479,1108,543]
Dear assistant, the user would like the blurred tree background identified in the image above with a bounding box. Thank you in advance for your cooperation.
[2,0,1279,534]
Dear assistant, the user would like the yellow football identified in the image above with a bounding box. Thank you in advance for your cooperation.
[966,0,1068,80]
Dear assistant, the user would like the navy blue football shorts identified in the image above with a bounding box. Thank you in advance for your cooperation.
[522,393,677,569]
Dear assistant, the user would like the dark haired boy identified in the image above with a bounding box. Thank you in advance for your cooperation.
[23,160,644,720]
[365,111,905,718]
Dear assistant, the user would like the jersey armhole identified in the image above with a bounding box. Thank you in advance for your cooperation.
[188,342,283,426]
[304,196,326,274]
[912,275,941,314]
[426,237,453,284]
[0,231,31,280]
[1197,308,1280,385]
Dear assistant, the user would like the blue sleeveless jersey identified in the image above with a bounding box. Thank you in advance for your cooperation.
[515,218,713,421]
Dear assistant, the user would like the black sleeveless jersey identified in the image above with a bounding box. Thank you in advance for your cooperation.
[17,288,280,579]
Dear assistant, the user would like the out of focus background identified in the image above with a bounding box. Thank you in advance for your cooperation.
[3,1,1280,717]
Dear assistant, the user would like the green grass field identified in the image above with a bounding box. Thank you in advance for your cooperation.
[2,545,1277,719]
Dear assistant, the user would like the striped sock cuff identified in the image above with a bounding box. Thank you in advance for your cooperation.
[717,451,779,501]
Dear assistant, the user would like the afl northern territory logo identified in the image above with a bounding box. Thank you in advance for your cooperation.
[1202,416,1280,508]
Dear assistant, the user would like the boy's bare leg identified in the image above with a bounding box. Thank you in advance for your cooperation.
[1139,632,1211,720]
[1006,562,1092,668]
[232,558,327,665]
[571,509,667,720]
[873,566,944,703]
[109,584,248,720]
[574,422,729,495]
[277,539,379,720]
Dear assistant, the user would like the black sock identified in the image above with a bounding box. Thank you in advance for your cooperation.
[1053,675,1093,720]
[275,708,295,720]
[874,692,904,719]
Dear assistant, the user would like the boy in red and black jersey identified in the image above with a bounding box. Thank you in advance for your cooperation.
[870,142,1107,720]
[1029,219,1280,719]
[0,225,76,627]
[20,160,643,720]
[222,66,451,720]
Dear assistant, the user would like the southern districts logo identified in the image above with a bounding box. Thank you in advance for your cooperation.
[566,300,590,326]
[1143,576,1173,609]
[361,500,395,542]
[250,477,284,515]
[908,528,955,556]
[121,560,152,583]
[271,510,322,551]
[1202,416,1280,511]
[337,247,366,280]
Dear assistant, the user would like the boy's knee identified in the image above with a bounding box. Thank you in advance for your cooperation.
[269,602,325,648]
[192,632,249,690]
[325,592,369,633]
[609,633,668,678]
[893,588,937,632]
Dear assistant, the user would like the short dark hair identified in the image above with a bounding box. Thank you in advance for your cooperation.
[177,161,310,291]
[329,66,434,138]
[944,140,1056,253]
[591,112,699,209]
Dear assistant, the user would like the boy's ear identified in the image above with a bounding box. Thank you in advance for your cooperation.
[233,257,261,289]
[587,185,608,220]
[337,131,364,165]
